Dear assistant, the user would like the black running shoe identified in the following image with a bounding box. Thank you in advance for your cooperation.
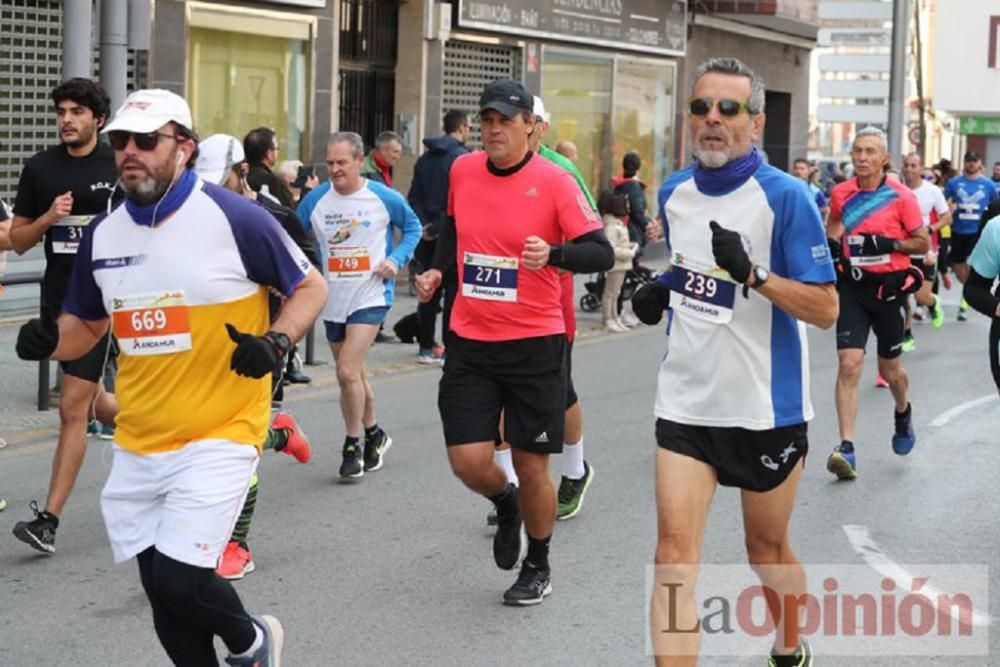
[502,561,552,606]
[339,440,364,479]
[363,430,393,472]
[768,639,813,666]
[493,488,523,570]
[13,500,58,554]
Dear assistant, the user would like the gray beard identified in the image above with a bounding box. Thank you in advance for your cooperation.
[696,149,729,168]
[125,174,170,206]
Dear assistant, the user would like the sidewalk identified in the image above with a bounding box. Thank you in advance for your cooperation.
[0,247,669,446]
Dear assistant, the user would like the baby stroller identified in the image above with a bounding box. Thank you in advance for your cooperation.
[579,263,658,313]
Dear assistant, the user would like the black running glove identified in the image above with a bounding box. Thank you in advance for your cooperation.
[709,221,752,284]
[16,309,59,360]
[631,281,671,325]
[858,234,899,256]
[226,323,289,379]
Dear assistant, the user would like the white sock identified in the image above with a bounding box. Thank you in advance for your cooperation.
[231,623,263,659]
[562,439,585,479]
[494,448,518,486]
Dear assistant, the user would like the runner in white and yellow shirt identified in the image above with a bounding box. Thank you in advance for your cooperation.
[15,89,326,667]
[298,131,421,480]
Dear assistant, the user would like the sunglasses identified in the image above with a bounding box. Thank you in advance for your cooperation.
[108,130,181,151]
[688,97,754,117]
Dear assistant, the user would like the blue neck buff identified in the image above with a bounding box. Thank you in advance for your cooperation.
[692,147,763,196]
[125,168,197,226]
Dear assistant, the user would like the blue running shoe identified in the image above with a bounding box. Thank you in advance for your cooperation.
[892,404,915,455]
[826,442,857,480]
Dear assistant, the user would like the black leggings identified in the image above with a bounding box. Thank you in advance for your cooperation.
[991,319,1000,394]
[136,547,256,666]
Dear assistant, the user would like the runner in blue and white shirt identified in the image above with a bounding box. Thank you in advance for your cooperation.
[636,58,837,666]
[297,131,421,480]
[964,216,1000,393]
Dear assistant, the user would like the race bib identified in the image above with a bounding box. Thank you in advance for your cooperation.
[846,236,890,267]
[462,252,518,302]
[958,203,979,221]
[669,257,736,324]
[50,215,93,255]
[327,245,371,281]
[112,291,192,356]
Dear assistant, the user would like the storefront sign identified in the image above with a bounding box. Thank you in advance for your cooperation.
[457,0,686,56]
[959,116,1000,136]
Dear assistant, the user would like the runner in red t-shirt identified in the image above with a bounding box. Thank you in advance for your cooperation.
[415,80,612,606]
[825,128,929,480]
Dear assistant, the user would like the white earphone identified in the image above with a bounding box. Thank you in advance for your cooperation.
[176,152,185,166]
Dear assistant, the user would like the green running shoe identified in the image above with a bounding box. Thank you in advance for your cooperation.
[556,461,595,520]
[931,294,944,329]
[901,333,916,353]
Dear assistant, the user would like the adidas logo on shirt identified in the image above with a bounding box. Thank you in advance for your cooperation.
[534,431,549,443]
[524,187,538,197]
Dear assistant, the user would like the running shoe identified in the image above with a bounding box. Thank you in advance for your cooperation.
[556,461,594,521]
[339,440,364,479]
[98,424,115,441]
[12,500,58,554]
[225,615,284,666]
[86,419,100,437]
[363,430,392,472]
[892,404,916,455]
[486,505,498,527]
[826,442,857,481]
[931,294,945,329]
[503,561,552,606]
[911,306,926,322]
[493,486,523,570]
[621,311,640,328]
[768,639,813,666]
[958,298,969,322]
[417,348,445,365]
[901,333,916,353]
[0,499,7,512]
[217,541,256,580]
[284,368,311,385]
[875,374,889,388]
[270,412,311,464]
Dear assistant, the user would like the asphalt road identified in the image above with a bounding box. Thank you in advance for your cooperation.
[1,305,998,666]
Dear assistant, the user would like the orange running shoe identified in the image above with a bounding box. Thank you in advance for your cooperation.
[271,411,311,463]
[217,541,255,580]
[875,374,889,388]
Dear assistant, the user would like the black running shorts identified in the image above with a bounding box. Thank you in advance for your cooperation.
[836,280,905,359]
[439,334,566,454]
[656,419,808,492]
[911,256,936,282]
[60,332,116,384]
[948,233,979,265]
[564,339,578,410]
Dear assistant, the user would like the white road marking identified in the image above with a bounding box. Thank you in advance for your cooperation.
[928,394,997,428]
[842,524,994,626]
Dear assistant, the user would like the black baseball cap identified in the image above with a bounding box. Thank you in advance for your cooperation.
[964,150,981,162]
[479,80,533,118]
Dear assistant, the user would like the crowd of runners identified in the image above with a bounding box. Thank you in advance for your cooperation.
[2,56,999,666]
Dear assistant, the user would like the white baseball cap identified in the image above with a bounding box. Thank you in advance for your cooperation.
[532,96,551,124]
[195,134,245,186]
[103,89,194,135]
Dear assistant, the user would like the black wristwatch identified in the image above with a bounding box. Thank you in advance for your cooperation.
[264,331,292,357]
[749,265,770,289]
[548,244,563,268]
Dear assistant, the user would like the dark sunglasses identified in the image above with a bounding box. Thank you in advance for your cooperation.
[108,130,181,151]
[688,97,754,117]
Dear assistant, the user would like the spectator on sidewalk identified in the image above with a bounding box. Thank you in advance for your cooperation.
[612,151,651,247]
[244,127,295,208]
[362,131,402,188]
[407,110,470,362]
[277,159,319,207]
[556,140,578,163]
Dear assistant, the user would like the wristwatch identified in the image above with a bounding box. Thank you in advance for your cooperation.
[749,265,770,289]
[264,331,292,357]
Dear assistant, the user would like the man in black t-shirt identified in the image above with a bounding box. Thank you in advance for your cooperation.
[8,78,122,554]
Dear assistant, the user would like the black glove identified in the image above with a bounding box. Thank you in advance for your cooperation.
[858,234,899,256]
[631,281,671,325]
[16,309,59,360]
[877,267,923,303]
[709,221,752,284]
[225,323,288,379]
[827,237,843,262]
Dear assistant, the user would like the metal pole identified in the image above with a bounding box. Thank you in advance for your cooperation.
[127,0,152,51]
[912,0,926,164]
[887,0,909,162]
[62,0,94,81]
[305,327,316,365]
[100,0,129,112]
